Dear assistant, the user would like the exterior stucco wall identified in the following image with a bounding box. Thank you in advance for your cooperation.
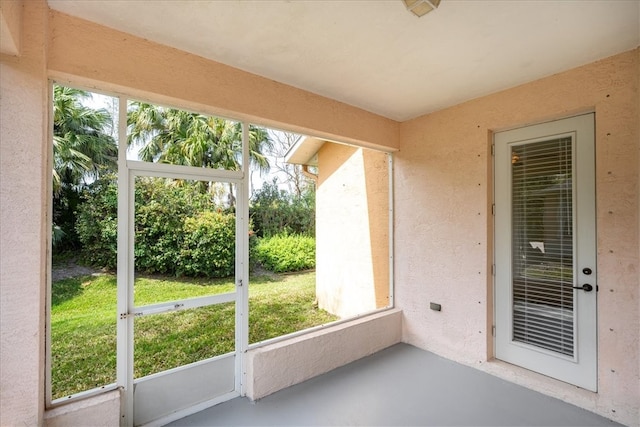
[395,48,639,425]
[0,1,48,426]
[316,143,389,318]
[0,0,23,56]
[44,390,120,427]
[246,308,402,400]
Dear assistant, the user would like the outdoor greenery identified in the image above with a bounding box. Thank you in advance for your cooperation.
[76,176,315,277]
[51,85,322,400]
[76,176,237,277]
[52,86,117,249]
[51,271,336,399]
[251,179,315,238]
[254,234,316,273]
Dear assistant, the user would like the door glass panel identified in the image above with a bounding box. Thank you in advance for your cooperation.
[511,137,574,356]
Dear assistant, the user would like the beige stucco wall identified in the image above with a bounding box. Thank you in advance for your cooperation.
[395,48,639,425]
[316,143,390,318]
[0,1,48,425]
[44,390,120,427]
[246,308,401,400]
[0,0,23,56]
[47,10,399,153]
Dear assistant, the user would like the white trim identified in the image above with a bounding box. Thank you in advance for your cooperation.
[388,153,395,308]
[50,384,119,408]
[127,160,243,182]
[45,80,55,407]
[131,292,236,316]
[237,122,250,396]
[117,96,133,427]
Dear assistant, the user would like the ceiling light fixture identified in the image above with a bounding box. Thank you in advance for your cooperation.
[403,0,441,17]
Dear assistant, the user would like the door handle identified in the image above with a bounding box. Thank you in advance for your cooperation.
[573,284,593,292]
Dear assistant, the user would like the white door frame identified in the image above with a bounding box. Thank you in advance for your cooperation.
[494,113,597,391]
[116,100,251,426]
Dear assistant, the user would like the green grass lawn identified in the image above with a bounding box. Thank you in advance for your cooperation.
[50,271,336,399]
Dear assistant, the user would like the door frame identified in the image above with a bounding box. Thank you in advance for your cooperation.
[116,100,251,426]
[493,113,597,391]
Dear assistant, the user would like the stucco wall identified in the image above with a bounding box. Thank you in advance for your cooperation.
[395,49,639,425]
[246,308,402,400]
[46,11,399,153]
[0,0,23,56]
[316,143,389,317]
[0,1,49,425]
[44,390,120,427]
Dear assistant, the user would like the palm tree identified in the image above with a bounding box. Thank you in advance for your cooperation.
[127,102,273,204]
[52,85,117,248]
[53,85,118,193]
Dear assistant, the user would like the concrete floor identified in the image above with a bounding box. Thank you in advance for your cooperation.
[168,344,620,426]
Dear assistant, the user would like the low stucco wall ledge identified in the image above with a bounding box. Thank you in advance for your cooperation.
[245,308,402,400]
[44,389,120,427]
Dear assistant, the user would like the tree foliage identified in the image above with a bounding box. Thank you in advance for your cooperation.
[52,85,117,249]
[127,102,272,172]
[250,179,315,238]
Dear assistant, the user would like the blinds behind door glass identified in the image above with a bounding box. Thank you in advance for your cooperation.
[511,137,574,356]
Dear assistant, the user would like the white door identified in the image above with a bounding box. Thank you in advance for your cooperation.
[494,114,597,391]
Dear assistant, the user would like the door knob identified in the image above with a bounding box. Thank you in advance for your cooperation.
[573,284,593,292]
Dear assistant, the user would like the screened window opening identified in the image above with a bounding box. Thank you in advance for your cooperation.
[49,85,119,401]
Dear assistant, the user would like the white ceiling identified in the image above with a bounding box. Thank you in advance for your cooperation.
[47,0,639,121]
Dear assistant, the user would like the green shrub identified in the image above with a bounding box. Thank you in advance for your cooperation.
[178,211,235,277]
[76,176,237,277]
[255,234,315,273]
[75,177,118,269]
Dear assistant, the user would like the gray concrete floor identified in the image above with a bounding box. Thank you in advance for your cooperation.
[168,344,621,426]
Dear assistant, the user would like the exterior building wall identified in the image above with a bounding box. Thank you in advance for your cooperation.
[0,0,23,56]
[395,48,639,425]
[0,1,49,426]
[316,143,389,318]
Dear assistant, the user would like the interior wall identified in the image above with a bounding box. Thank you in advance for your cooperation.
[0,1,49,425]
[395,48,639,426]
